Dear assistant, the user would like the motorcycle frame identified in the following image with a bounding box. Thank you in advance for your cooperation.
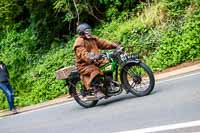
[100,59,119,81]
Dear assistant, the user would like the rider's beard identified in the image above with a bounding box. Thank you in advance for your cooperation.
[85,34,92,39]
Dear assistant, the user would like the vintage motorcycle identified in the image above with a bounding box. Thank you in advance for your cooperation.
[58,47,155,108]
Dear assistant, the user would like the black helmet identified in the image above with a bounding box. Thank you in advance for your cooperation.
[76,23,91,35]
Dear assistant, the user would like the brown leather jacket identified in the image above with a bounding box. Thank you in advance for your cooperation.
[73,36,117,89]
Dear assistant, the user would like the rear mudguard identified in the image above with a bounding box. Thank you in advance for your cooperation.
[120,59,141,85]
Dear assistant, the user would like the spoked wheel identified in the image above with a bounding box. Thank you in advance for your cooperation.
[122,62,155,97]
[71,80,98,108]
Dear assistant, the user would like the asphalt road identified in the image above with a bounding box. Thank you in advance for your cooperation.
[0,71,200,133]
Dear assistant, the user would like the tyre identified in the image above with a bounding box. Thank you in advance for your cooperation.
[70,80,98,108]
[122,62,155,97]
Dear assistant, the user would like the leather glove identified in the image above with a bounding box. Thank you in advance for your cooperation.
[112,42,121,49]
[88,52,100,61]
[117,45,122,49]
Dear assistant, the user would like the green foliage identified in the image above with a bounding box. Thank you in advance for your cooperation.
[0,0,22,38]
[0,0,21,24]
[27,43,74,104]
[0,26,75,108]
[162,0,192,17]
[26,0,60,49]
[97,21,160,58]
[0,91,8,109]
[0,26,37,109]
[147,5,200,71]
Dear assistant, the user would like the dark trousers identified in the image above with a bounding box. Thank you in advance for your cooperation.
[0,82,15,110]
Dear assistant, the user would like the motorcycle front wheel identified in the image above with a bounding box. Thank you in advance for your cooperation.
[122,62,155,97]
[70,80,98,108]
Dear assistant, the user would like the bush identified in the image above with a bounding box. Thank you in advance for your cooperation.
[0,25,75,109]
[0,26,37,109]
[147,5,200,71]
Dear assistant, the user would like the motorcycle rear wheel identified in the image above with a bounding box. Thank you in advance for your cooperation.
[122,62,155,97]
[71,80,98,108]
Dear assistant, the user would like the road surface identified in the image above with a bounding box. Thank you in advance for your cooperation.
[0,71,200,133]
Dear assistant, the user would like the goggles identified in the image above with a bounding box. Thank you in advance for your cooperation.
[84,29,92,34]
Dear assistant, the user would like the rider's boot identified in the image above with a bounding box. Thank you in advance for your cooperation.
[95,90,105,99]
[85,87,105,101]
[85,76,105,101]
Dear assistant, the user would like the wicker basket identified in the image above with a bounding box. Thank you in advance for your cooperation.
[55,66,76,80]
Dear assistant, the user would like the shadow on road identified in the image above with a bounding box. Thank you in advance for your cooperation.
[97,90,158,107]
[71,89,159,111]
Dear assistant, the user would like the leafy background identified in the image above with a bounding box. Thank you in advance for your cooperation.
[0,0,200,109]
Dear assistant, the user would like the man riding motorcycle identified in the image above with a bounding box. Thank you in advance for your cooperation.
[73,23,120,100]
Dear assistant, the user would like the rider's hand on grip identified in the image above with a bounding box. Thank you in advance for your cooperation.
[113,43,124,51]
[88,52,100,61]
[112,42,121,49]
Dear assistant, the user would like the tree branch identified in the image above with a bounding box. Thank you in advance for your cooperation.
[72,0,79,25]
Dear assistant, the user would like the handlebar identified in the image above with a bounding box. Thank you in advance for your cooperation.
[88,46,125,61]
[99,47,125,59]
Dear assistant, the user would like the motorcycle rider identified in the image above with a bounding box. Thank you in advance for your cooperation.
[73,23,120,100]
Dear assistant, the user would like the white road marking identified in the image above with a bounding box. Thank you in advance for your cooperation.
[116,120,200,133]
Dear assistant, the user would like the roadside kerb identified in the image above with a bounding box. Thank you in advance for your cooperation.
[155,63,200,80]
[0,96,73,117]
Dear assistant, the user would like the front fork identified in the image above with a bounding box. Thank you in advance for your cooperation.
[120,60,141,94]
